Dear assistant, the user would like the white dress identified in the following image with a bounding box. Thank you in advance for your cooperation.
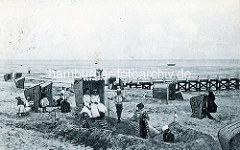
[95,96,107,113]
[90,95,100,118]
[80,95,92,118]
[40,97,49,107]
[24,100,31,112]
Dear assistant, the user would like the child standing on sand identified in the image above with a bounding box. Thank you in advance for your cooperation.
[40,94,49,113]
[16,96,25,117]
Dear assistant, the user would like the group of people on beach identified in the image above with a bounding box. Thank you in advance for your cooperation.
[16,88,71,116]
[80,88,107,119]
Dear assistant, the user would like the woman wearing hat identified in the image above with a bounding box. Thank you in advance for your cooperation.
[136,103,149,139]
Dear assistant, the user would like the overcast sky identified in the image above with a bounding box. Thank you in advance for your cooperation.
[0,0,239,60]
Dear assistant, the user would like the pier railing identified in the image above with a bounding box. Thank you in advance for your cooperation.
[118,74,240,92]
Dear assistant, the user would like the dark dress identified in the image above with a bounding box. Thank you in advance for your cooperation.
[56,97,63,106]
[60,101,71,113]
[208,92,217,113]
[139,111,149,139]
[17,99,25,106]
[163,131,175,143]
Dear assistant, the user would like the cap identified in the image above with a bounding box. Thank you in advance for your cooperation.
[162,125,169,131]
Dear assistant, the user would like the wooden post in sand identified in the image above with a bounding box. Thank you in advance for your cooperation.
[107,97,110,123]
[166,85,169,105]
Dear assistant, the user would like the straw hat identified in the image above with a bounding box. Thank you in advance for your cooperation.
[136,103,144,110]
[162,125,169,131]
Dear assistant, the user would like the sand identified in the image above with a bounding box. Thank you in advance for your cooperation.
[0,78,239,149]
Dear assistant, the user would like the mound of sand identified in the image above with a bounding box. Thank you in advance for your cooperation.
[14,115,221,150]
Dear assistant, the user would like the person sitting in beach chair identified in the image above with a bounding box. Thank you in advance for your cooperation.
[162,125,175,143]
[26,96,34,111]
[56,90,65,107]
[80,88,92,118]
[16,96,25,117]
[90,89,101,119]
[60,97,71,113]
[92,90,107,119]
[40,94,49,113]
[24,96,32,113]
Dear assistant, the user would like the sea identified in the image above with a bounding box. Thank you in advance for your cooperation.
[1,59,239,87]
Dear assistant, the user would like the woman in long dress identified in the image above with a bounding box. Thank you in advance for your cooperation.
[80,89,92,118]
[90,89,100,118]
[136,103,149,139]
[94,92,107,118]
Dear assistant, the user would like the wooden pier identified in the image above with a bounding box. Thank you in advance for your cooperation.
[176,78,239,91]
[112,76,240,92]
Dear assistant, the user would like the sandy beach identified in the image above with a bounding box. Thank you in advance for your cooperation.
[0,77,239,150]
[1,0,240,148]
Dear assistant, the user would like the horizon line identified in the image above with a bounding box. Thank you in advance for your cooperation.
[1,58,240,61]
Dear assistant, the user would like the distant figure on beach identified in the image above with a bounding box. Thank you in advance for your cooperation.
[174,111,178,122]
[81,88,92,118]
[90,89,100,119]
[114,88,124,123]
[162,125,175,143]
[60,98,71,113]
[136,103,149,139]
[16,96,25,117]
[40,94,49,113]
[207,91,217,113]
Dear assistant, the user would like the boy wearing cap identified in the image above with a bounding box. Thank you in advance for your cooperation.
[114,89,124,123]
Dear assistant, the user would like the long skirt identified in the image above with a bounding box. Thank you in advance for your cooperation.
[139,118,149,139]
[97,103,107,113]
[80,106,92,118]
[91,104,100,118]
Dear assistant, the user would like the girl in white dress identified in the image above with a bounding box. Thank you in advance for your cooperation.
[80,89,92,118]
[90,89,100,118]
